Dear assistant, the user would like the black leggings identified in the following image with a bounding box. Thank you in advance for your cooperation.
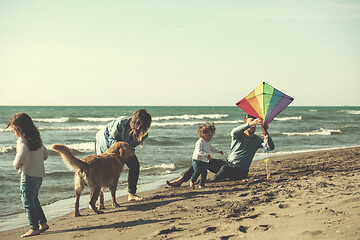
[180,159,248,182]
[126,155,140,194]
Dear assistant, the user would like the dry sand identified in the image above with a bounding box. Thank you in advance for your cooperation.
[1,147,359,240]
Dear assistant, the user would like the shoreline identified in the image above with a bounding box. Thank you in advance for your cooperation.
[0,171,182,233]
[1,146,359,239]
[2,145,358,232]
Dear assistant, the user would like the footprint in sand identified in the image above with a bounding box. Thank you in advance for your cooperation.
[238,225,249,233]
[269,212,278,218]
[219,234,236,240]
[254,224,271,231]
[204,226,217,233]
[279,203,288,209]
[156,226,183,235]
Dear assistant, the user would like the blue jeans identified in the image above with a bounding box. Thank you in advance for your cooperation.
[20,175,47,230]
[181,159,249,182]
[191,160,208,186]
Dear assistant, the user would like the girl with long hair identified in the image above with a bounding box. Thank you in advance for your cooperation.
[7,113,49,238]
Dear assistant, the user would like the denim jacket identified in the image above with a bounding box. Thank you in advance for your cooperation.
[95,116,148,154]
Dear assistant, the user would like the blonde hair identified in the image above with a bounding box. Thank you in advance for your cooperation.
[197,122,216,138]
[129,109,152,146]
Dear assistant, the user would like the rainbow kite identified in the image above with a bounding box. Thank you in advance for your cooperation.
[236,82,293,180]
[236,82,294,129]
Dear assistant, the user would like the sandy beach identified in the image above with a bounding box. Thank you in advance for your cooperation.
[1,146,359,240]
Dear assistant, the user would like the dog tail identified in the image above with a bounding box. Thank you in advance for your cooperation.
[51,144,88,171]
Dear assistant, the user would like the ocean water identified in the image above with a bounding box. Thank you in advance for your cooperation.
[0,106,359,231]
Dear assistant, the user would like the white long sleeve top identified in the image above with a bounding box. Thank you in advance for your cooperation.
[192,138,221,163]
[13,137,48,178]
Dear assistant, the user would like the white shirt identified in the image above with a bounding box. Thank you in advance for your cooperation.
[192,138,221,163]
[13,138,48,178]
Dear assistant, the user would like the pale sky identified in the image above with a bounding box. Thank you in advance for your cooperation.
[1,0,359,106]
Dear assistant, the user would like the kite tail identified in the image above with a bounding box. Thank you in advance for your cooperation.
[262,132,271,180]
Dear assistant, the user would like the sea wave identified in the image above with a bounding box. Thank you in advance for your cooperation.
[281,128,342,136]
[0,128,11,132]
[66,142,95,152]
[30,114,229,124]
[77,117,115,122]
[140,163,176,172]
[341,110,360,115]
[33,118,69,123]
[152,120,242,127]
[33,117,114,123]
[47,142,95,156]
[274,116,302,121]
[0,146,15,154]
[39,125,103,131]
[153,114,228,121]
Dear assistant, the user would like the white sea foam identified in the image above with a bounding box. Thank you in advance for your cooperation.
[39,125,103,131]
[66,142,95,152]
[274,116,302,121]
[152,120,242,127]
[29,114,228,125]
[343,110,360,115]
[152,114,228,121]
[140,163,176,171]
[0,146,14,154]
[0,129,11,132]
[281,128,342,136]
[33,118,69,123]
[78,117,115,122]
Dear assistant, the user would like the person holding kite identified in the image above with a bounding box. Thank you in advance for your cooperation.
[167,82,293,186]
[214,114,274,181]
[166,114,274,186]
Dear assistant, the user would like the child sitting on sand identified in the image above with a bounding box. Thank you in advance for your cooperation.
[190,123,223,189]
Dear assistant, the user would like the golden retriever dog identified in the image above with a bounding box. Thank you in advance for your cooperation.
[52,142,134,217]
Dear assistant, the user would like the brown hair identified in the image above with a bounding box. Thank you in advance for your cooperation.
[197,122,216,138]
[6,113,42,151]
[129,109,152,146]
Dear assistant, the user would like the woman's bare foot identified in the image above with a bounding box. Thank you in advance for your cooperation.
[21,229,40,238]
[39,223,49,233]
[199,185,205,189]
[189,181,195,189]
[128,193,144,201]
